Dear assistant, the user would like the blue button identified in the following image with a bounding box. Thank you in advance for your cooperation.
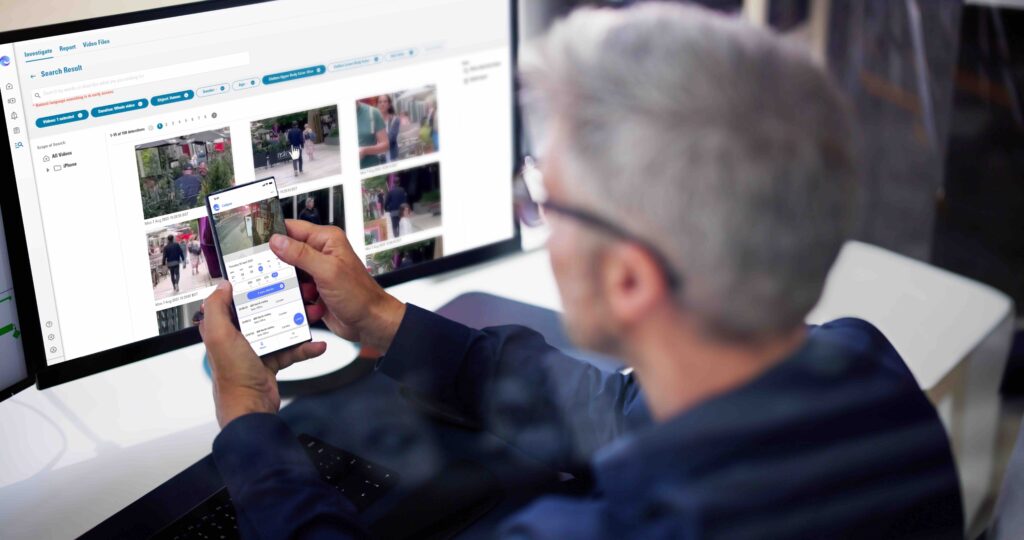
[258,265,264,272]
[151,90,194,106]
[271,271,279,278]
[294,313,305,325]
[91,98,148,117]
[262,65,325,85]
[35,110,88,128]
[246,282,286,300]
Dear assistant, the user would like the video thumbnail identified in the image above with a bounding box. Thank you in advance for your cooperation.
[212,198,287,255]
[155,299,204,336]
[361,162,441,245]
[250,105,340,189]
[136,128,234,219]
[357,85,438,169]
[282,185,345,230]
[148,218,224,301]
[366,237,443,276]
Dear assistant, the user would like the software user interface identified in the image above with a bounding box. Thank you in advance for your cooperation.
[208,179,310,355]
[0,0,514,366]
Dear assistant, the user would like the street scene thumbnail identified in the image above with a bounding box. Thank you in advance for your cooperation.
[136,128,234,220]
[148,219,224,300]
[251,105,340,189]
[361,162,441,245]
[155,299,204,336]
[366,237,442,276]
[212,198,287,255]
[357,85,438,169]
[282,185,345,230]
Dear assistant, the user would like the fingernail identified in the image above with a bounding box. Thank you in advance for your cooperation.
[271,234,289,251]
[217,281,230,291]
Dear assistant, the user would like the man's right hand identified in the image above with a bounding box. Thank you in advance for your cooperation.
[269,220,406,353]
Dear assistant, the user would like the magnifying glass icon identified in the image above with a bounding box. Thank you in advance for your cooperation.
[34,92,40,98]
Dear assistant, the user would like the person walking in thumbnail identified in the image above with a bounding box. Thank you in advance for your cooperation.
[174,164,202,207]
[384,183,407,235]
[424,101,438,152]
[162,234,185,293]
[188,238,203,275]
[303,123,316,161]
[398,203,414,237]
[298,197,322,225]
[287,121,305,176]
[377,94,400,162]
[357,101,389,168]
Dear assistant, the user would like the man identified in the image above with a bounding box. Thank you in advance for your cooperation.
[287,121,305,176]
[173,164,202,208]
[200,4,962,539]
[198,161,209,179]
[298,197,322,225]
[161,234,185,293]
[383,182,407,236]
[357,100,389,169]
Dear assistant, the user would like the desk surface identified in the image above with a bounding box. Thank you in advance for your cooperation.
[0,248,560,540]
[0,241,1013,539]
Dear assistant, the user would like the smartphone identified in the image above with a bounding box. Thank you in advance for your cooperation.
[206,177,311,356]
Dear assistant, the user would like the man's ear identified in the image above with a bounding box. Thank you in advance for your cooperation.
[601,242,670,328]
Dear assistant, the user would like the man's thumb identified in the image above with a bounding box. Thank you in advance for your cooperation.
[269,234,334,280]
[200,281,235,339]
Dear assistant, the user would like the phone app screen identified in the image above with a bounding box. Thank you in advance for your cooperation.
[208,179,311,355]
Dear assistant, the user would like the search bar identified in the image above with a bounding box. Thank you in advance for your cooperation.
[31,52,250,106]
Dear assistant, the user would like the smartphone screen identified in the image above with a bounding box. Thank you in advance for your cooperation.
[206,177,311,356]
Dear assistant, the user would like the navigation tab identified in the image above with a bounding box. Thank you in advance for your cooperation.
[35,110,88,128]
[262,65,325,85]
[91,98,148,117]
[151,90,194,106]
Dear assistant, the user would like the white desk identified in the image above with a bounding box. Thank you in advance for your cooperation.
[0,242,1014,538]
[0,249,560,540]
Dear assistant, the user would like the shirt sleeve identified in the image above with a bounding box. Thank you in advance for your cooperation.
[377,304,644,472]
[212,413,369,539]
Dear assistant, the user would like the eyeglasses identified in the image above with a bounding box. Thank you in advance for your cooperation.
[513,156,683,291]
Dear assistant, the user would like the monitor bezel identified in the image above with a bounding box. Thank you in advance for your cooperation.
[0,0,522,389]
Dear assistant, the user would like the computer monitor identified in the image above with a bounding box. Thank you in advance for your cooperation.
[0,0,520,388]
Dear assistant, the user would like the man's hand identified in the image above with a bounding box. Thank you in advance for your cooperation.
[269,220,406,353]
[200,281,328,428]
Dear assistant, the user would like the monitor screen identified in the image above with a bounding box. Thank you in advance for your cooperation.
[0,205,29,400]
[0,0,518,386]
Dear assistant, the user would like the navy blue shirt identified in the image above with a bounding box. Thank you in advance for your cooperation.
[212,305,962,539]
[287,127,305,148]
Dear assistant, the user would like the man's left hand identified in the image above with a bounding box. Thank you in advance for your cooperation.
[199,281,328,428]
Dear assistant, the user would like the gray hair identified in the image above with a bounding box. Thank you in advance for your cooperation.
[521,3,858,340]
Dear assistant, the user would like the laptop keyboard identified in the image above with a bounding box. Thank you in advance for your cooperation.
[151,433,398,540]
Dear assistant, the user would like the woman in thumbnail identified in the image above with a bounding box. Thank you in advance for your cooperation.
[303,123,316,161]
[398,203,415,237]
[188,238,203,275]
[298,197,322,225]
[423,100,438,152]
[376,94,400,162]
